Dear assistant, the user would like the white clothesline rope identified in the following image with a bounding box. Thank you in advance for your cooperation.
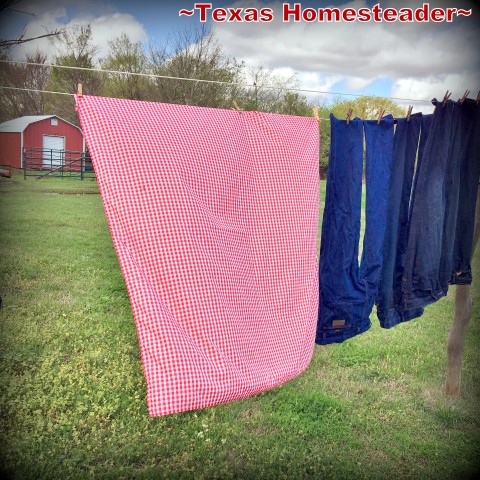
[0,59,434,104]
[0,85,73,96]
[0,84,330,120]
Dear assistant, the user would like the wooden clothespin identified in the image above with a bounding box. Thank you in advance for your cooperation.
[232,100,241,111]
[406,105,413,122]
[313,106,319,122]
[459,89,470,104]
[377,108,385,125]
[346,108,353,124]
[442,90,451,106]
[77,83,83,97]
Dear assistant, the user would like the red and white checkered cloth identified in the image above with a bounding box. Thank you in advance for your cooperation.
[76,95,319,416]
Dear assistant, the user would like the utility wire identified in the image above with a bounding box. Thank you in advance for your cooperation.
[0,59,434,104]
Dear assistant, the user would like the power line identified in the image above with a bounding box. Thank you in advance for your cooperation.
[0,59,434,104]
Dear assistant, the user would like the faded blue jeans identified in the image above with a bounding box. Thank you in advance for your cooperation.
[409,113,434,221]
[450,100,480,284]
[402,99,478,309]
[376,113,424,328]
[317,114,394,344]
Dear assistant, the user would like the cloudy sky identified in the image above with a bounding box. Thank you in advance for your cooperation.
[1,0,479,109]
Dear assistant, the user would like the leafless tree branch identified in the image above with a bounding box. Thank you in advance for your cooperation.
[0,30,63,48]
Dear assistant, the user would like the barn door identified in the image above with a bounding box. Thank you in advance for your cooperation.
[43,135,65,168]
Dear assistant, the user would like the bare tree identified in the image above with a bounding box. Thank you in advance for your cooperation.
[0,50,50,122]
[236,65,310,114]
[148,27,240,108]
[0,1,62,49]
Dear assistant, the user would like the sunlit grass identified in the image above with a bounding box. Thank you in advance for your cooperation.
[1,173,479,479]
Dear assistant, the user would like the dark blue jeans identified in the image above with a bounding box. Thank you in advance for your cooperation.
[409,113,433,221]
[402,99,475,309]
[317,114,394,344]
[451,100,480,284]
[376,113,424,328]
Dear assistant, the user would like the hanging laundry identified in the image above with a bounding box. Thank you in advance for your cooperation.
[402,99,478,310]
[376,113,424,329]
[409,113,434,220]
[317,114,394,344]
[437,99,477,293]
[75,95,319,417]
[450,99,480,284]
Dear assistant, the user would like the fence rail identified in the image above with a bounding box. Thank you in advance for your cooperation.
[23,147,94,179]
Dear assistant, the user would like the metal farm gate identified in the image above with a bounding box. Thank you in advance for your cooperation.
[23,147,93,179]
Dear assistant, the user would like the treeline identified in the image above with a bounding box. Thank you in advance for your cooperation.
[0,24,406,169]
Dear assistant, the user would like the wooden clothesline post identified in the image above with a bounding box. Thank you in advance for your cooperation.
[446,185,480,396]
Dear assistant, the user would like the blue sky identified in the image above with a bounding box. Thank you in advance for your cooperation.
[1,0,479,109]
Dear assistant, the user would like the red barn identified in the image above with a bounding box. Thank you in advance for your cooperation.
[0,115,84,169]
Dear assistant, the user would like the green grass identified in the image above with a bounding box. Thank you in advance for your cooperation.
[1,173,479,479]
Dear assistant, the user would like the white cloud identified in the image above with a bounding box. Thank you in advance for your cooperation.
[392,72,480,111]
[345,76,373,91]
[7,0,479,104]
[212,0,480,101]
[12,5,147,61]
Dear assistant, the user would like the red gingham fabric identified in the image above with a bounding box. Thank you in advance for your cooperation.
[75,95,319,416]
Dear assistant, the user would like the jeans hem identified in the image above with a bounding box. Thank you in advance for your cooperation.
[450,273,472,285]
[402,290,446,310]
[315,318,371,345]
[378,306,424,329]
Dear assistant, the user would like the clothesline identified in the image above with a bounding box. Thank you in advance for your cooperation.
[0,85,73,96]
[0,85,333,120]
[0,84,432,122]
[5,84,470,123]
[0,59,434,104]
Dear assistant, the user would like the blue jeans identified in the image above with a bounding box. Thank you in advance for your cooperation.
[317,114,394,344]
[402,99,477,309]
[451,100,480,284]
[376,113,424,328]
[409,113,433,221]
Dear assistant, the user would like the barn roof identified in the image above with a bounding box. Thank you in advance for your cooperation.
[0,115,82,133]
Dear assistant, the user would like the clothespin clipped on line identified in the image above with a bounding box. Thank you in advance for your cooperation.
[377,108,385,125]
[346,108,353,124]
[442,90,452,106]
[406,105,413,122]
[77,83,82,97]
[459,89,470,104]
[313,106,320,122]
[232,100,242,111]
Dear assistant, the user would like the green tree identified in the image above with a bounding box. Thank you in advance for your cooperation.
[317,96,408,172]
[280,92,312,116]
[48,24,101,124]
[330,95,406,120]
[101,33,149,100]
[314,103,333,176]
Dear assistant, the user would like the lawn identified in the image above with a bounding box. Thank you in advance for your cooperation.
[0,174,479,479]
